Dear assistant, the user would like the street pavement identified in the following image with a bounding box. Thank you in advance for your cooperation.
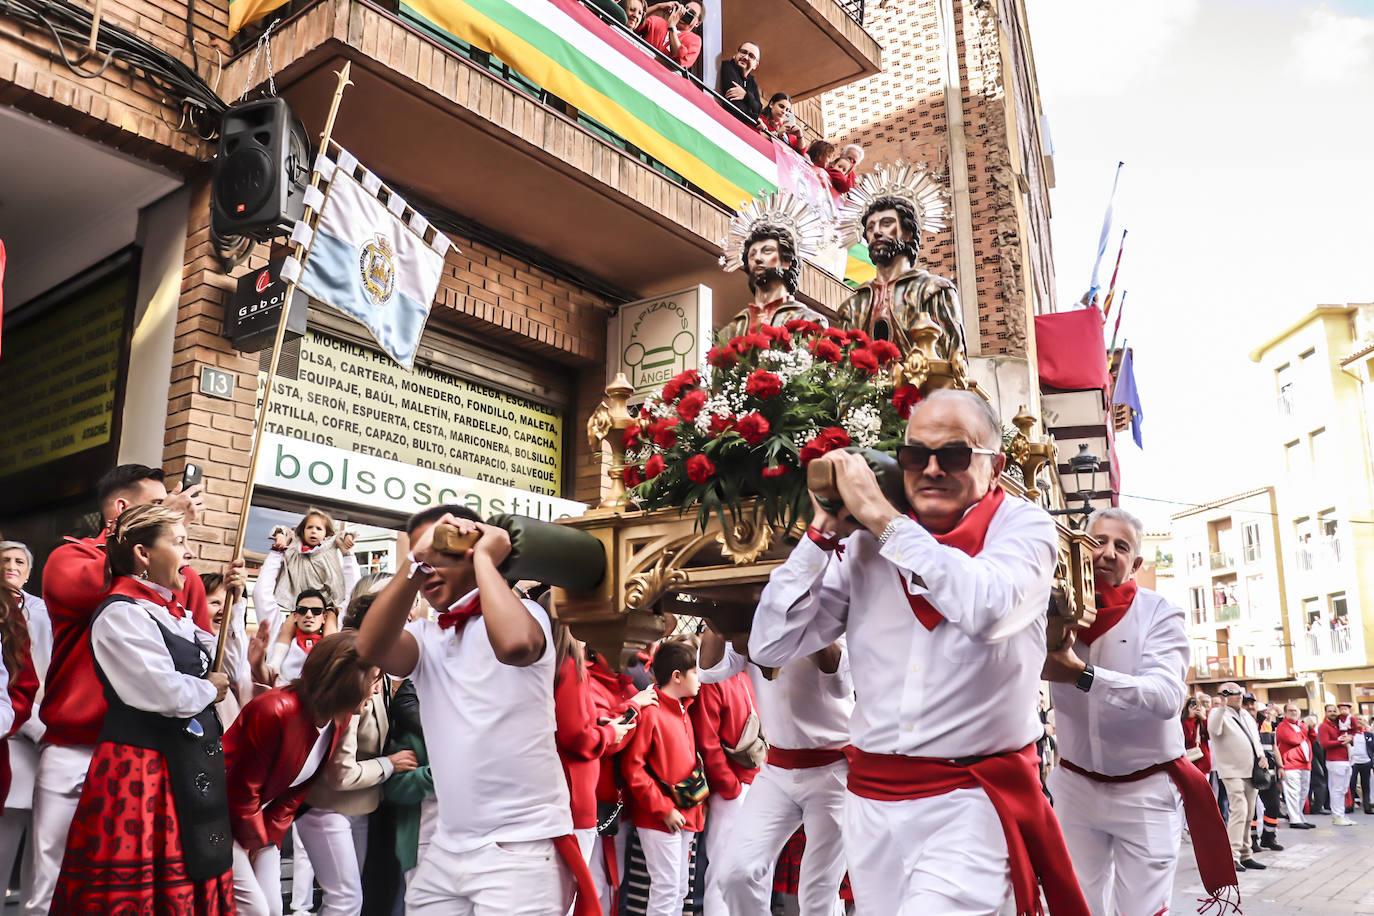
[1172,810,1374,914]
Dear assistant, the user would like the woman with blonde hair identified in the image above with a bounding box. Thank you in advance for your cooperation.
[52,504,240,914]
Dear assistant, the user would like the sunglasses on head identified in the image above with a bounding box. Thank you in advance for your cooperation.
[896,442,998,473]
[294,605,326,617]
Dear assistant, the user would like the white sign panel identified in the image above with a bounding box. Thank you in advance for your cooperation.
[257,433,587,523]
[608,285,713,403]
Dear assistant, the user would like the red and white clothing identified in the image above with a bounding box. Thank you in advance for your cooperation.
[0,591,49,906]
[30,534,213,916]
[750,493,1086,915]
[400,590,585,914]
[690,671,760,916]
[1319,715,1363,817]
[252,544,359,641]
[702,643,852,916]
[633,16,700,67]
[1047,584,1217,916]
[585,654,640,911]
[1277,719,1313,826]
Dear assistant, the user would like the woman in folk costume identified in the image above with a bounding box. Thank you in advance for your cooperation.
[51,505,238,914]
[0,583,40,808]
[253,507,359,646]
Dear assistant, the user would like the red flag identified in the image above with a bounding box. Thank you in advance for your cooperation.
[1101,230,1127,318]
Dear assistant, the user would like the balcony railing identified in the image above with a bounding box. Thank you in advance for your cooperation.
[1216,604,1241,622]
[1188,659,1237,681]
[1295,536,1342,573]
[1243,544,1260,564]
[1190,608,1209,626]
[1210,551,1233,571]
[835,0,865,25]
[1277,390,1296,415]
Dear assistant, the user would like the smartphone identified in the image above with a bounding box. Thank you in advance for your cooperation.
[182,462,204,490]
[679,8,696,26]
[618,706,639,725]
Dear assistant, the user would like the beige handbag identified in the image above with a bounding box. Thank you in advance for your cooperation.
[723,708,769,770]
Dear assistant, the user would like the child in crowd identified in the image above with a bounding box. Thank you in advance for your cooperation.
[621,639,707,916]
[825,143,864,194]
[254,509,359,634]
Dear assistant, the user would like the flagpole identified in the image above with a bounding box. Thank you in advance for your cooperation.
[215,61,353,673]
[1109,291,1128,352]
[1084,161,1124,305]
[1101,229,1127,318]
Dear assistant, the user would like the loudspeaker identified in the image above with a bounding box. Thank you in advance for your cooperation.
[210,97,310,241]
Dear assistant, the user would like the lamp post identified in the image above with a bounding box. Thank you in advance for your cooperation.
[1048,443,1101,529]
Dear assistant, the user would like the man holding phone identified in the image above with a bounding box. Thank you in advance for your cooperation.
[634,2,702,68]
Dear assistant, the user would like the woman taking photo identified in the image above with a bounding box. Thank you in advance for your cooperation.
[225,630,377,916]
[51,505,237,914]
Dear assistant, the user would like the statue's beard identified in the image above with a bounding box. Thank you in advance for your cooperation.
[868,236,916,266]
[748,266,787,294]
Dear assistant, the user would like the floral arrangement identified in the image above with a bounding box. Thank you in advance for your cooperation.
[621,320,919,530]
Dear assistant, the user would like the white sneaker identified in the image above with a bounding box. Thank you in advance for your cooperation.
[1333,814,1357,826]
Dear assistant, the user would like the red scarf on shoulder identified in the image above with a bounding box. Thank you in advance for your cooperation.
[295,629,323,652]
[900,486,1006,630]
[438,594,482,632]
[1079,578,1138,646]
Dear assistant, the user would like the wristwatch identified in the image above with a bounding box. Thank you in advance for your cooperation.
[1075,664,1095,693]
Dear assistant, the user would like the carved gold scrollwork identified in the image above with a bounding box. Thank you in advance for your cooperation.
[625,550,689,611]
[586,403,612,449]
[717,517,777,566]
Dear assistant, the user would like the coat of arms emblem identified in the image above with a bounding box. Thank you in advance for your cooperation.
[358,235,397,306]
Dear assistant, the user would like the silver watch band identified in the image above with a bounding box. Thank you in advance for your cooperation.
[877,516,906,548]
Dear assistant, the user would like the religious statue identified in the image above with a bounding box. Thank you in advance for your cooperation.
[717,191,827,341]
[836,162,966,361]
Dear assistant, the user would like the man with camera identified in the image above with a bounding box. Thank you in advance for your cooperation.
[749,389,1088,915]
[634,2,702,68]
[1207,682,1271,871]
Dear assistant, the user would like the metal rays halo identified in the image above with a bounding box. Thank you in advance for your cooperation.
[836,161,950,249]
[718,190,833,273]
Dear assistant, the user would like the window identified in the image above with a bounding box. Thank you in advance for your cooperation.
[1277,363,1294,415]
[1310,427,1327,465]
[1242,522,1262,563]
[1331,593,1351,653]
[1284,440,1301,472]
[355,549,391,576]
[1190,587,1208,626]
[1304,597,1325,655]
[1319,509,1338,538]
[1189,549,1204,572]
[1246,574,1265,615]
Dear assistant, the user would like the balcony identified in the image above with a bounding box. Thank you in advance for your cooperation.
[1242,544,1260,564]
[223,0,863,319]
[1188,659,1237,682]
[723,0,881,100]
[1295,535,1342,573]
[1215,604,1241,623]
[1209,551,1233,571]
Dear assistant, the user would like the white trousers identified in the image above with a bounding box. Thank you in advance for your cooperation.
[590,827,627,915]
[1329,760,1353,812]
[295,808,369,916]
[701,784,749,916]
[566,828,598,916]
[291,823,316,913]
[0,734,39,904]
[405,838,572,915]
[25,743,92,916]
[1283,769,1312,825]
[844,788,1010,915]
[638,828,697,916]
[720,762,847,916]
[233,842,285,916]
[1049,767,1183,916]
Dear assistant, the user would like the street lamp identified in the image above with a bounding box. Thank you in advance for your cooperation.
[1048,443,1101,528]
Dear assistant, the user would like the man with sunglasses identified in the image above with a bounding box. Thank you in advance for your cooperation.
[1042,508,1236,915]
[717,42,763,124]
[750,389,1089,915]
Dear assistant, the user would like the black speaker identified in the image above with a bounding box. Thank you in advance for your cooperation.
[210,97,311,241]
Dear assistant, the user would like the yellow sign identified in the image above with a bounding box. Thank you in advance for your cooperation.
[0,274,126,477]
[258,332,565,496]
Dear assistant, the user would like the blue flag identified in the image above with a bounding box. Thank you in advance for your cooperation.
[1112,347,1144,448]
[1084,162,1124,306]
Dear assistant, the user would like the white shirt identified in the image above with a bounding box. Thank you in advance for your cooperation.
[291,722,337,788]
[16,591,49,742]
[1352,733,1372,765]
[700,643,852,751]
[253,546,361,639]
[1049,587,1188,776]
[750,497,1055,758]
[90,584,221,717]
[402,590,571,853]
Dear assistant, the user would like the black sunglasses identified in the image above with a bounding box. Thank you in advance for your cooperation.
[897,442,998,473]
[294,605,326,616]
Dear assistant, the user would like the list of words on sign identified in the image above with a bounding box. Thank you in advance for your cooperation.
[256,332,564,496]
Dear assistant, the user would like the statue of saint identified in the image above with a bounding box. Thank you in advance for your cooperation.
[717,191,826,341]
[836,163,966,361]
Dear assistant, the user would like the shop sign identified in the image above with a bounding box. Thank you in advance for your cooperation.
[256,331,564,496]
[226,258,307,353]
[258,433,586,522]
[608,285,712,403]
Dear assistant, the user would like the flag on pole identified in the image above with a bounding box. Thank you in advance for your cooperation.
[1083,161,1123,306]
[1109,290,1128,351]
[1112,346,1144,448]
[282,147,455,369]
[1101,229,1127,318]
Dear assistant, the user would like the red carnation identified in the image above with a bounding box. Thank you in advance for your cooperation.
[736,412,770,445]
[686,454,717,483]
[623,424,643,450]
[784,318,822,336]
[821,427,851,448]
[621,465,643,488]
[761,463,789,478]
[677,389,708,422]
[849,348,880,373]
[799,427,852,466]
[870,339,901,364]
[661,379,685,402]
[707,345,737,368]
[733,332,771,354]
[650,418,678,449]
[845,328,872,346]
[810,338,843,364]
[708,414,736,437]
[645,454,666,479]
[824,327,848,343]
[892,384,922,419]
[745,369,783,399]
[660,369,700,403]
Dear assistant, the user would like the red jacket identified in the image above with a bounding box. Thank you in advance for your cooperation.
[1275,720,1312,771]
[690,673,759,799]
[223,687,349,850]
[826,166,856,195]
[0,640,39,802]
[1182,716,1211,774]
[621,687,705,833]
[555,657,621,829]
[586,654,638,806]
[1318,717,1362,764]
[41,533,211,746]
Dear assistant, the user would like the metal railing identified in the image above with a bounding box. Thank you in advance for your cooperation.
[1243,544,1261,564]
[835,0,865,26]
[1216,604,1241,622]
[1209,551,1233,571]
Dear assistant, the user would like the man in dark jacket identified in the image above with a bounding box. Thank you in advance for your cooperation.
[717,42,762,124]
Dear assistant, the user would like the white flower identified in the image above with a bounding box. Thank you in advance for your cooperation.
[792,425,820,450]
[843,403,882,448]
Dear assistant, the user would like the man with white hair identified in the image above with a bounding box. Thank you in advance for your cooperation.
[1043,508,1237,914]
[751,388,1089,915]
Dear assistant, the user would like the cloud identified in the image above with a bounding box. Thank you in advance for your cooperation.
[1030,0,1202,99]
[1285,3,1374,86]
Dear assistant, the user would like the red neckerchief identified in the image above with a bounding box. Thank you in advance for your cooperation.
[1079,577,1138,645]
[300,541,321,554]
[899,487,1006,630]
[109,576,186,619]
[437,593,482,632]
[295,629,324,652]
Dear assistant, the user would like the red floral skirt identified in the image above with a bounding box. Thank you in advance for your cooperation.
[51,742,235,915]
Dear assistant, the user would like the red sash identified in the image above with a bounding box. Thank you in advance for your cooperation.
[847,744,1089,916]
[551,834,600,916]
[1079,578,1138,645]
[899,487,1005,630]
[766,746,847,769]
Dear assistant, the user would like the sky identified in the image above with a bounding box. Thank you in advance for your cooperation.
[1026,0,1374,529]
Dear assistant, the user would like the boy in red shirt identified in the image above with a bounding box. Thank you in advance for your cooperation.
[691,669,761,915]
[622,639,706,916]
